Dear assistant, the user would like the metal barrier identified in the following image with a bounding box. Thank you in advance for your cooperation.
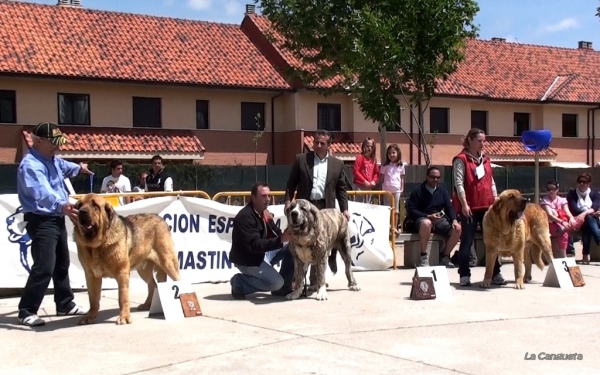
[70,190,212,206]
[213,190,398,268]
[212,191,287,206]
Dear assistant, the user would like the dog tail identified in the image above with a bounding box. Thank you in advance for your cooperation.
[531,244,551,270]
[328,249,338,275]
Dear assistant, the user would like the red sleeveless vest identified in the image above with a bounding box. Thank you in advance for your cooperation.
[451,151,494,215]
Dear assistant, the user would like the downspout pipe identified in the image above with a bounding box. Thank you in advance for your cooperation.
[271,92,284,165]
[593,106,600,167]
[588,108,592,166]
[409,104,414,165]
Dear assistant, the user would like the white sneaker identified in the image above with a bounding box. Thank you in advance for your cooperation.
[19,314,45,327]
[56,305,88,316]
[460,276,471,286]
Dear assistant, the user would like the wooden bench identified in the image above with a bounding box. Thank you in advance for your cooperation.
[397,233,444,268]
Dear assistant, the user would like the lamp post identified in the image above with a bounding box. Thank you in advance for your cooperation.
[521,130,552,203]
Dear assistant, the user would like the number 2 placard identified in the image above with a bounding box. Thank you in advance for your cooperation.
[148,280,198,321]
[412,266,453,300]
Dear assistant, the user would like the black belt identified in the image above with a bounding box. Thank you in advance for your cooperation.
[309,199,326,204]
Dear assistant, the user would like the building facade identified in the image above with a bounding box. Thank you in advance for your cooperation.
[0,1,599,167]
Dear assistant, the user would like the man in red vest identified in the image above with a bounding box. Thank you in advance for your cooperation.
[452,128,507,287]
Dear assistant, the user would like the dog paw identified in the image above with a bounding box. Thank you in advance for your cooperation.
[78,315,97,325]
[479,280,492,288]
[349,285,361,291]
[136,303,151,311]
[116,314,132,325]
[285,290,302,300]
[514,283,525,290]
[316,287,329,301]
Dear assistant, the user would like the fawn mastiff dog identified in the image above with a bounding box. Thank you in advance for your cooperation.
[284,199,360,301]
[72,193,181,325]
[481,189,553,289]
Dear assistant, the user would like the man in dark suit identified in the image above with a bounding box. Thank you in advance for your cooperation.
[284,129,350,286]
[284,129,350,217]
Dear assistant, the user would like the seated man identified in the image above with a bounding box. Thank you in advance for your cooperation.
[229,182,294,299]
[405,166,461,268]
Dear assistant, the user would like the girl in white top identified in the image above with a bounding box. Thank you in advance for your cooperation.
[379,144,405,234]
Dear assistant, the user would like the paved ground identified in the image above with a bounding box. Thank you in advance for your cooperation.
[1,244,599,375]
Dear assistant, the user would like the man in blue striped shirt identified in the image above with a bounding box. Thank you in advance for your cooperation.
[17,122,94,327]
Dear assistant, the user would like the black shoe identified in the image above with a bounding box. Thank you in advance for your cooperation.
[231,288,246,300]
[271,288,292,297]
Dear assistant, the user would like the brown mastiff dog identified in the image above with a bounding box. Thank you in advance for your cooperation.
[72,193,181,325]
[481,189,553,289]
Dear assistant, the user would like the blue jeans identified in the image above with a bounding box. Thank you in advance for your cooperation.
[581,215,600,255]
[457,210,501,278]
[231,246,294,295]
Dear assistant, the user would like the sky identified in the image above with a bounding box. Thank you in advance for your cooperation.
[17,0,600,49]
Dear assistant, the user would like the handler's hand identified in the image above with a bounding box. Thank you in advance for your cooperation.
[462,204,472,218]
[79,162,94,175]
[343,210,350,221]
[281,228,292,243]
[62,203,79,222]
[427,214,441,223]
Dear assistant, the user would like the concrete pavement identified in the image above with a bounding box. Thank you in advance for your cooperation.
[1,247,599,375]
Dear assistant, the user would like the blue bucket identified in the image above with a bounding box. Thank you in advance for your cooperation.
[521,130,552,151]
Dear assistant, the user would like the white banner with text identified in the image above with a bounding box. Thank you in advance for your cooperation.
[0,195,394,290]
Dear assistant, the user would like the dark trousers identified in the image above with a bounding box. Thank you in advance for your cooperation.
[18,214,75,318]
[581,215,600,256]
[309,199,327,210]
[457,210,501,278]
[308,198,328,284]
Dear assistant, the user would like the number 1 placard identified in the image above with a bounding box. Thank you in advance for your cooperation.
[411,266,453,300]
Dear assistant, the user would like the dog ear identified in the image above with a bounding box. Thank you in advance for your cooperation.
[104,202,115,222]
[308,203,320,224]
[492,198,501,214]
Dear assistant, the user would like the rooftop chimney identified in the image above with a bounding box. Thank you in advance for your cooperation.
[491,37,506,42]
[57,0,82,7]
[578,41,593,50]
[245,4,255,15]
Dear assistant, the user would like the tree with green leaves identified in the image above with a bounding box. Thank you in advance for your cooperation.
[258,0,480,165]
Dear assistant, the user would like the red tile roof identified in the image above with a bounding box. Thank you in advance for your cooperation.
[442,39,600,103]
[0,2,291,90]
[484,140,556,157]
[303,135,361,154]
[23,127,205,154]
[245,15,600,103]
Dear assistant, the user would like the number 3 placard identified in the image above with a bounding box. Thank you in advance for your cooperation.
[411,266,453,300]
[543,257,584,289]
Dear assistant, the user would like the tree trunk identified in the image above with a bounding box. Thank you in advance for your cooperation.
[379,123,387,166]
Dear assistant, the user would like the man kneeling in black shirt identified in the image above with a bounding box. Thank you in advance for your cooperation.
[229,182,294,299]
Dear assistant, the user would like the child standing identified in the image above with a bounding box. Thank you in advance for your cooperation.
[353,137,379,203]
[379,144,405,234]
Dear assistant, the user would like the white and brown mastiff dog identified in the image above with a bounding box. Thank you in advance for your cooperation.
[284,199,360,301]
